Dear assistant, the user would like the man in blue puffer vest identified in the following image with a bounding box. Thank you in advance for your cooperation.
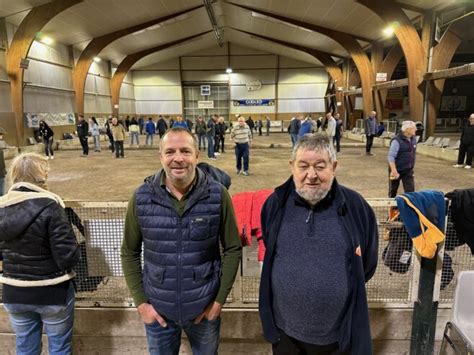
[121,127,242,354]
[388,120,417,198]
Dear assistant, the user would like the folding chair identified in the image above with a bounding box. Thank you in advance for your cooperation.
[420,136,435,145]
[440,271,474,354]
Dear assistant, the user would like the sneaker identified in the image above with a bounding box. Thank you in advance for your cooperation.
[242,171,249,176]
[453,164,464,168]
[46,156,50,160]
[465,165,472,169]
[215,152,221,156]
[236,170,241,175]
[50,156,54,160]
[209,157,217,161]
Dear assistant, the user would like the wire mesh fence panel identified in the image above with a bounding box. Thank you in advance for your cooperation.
[1,199,470,308]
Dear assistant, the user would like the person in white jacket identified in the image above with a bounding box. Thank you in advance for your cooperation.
[326,112,337,147]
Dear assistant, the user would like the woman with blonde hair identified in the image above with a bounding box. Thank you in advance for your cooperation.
[0,153,79,354]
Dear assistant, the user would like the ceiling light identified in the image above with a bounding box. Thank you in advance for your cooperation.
[226,67,233,74]
[93,57,101,63]
[383,26,395,37]
[41,36,54,45]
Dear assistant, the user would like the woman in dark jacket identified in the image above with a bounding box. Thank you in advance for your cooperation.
[0,153,79,354]
[454,113,474,169]
[38,120,55,160]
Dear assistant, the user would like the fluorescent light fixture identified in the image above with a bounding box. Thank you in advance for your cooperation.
[41,36,54,45]
[226,67,233,74]
[93,57,101,63]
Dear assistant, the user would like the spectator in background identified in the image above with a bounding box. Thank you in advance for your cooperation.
[77,115,89,157]
[246,116,255,139]
[172,115,188,130]
[206,115,217,160]
[195,115,207,151]
[0,153,79,355]
[145,117,156,146]
[255,119,262,136]
[316,116,323,132]
[0,129,7,195]
[129,117,140,147]
[298,116,312,140]
[112,117,126,158]
[364,111,378,156]
[334,112,344,153]
[186,117,194,132]
[89,116,101,152]
[230,116,252,176]
[125,116,131,131]
[138,116,144,135]
[388,120,417,197]
[287,117,300,148]
[453,113,474,169]
[265,116,271,136]
[39,120,55,160]
[156,115,168,139]
[216,116,227,153]
[326,112,336,147]
[105,117,115,154]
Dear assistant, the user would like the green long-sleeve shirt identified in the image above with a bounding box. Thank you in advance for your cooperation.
[121,176,242,307]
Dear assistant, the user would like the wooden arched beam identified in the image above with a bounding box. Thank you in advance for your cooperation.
[73,5,203,116]
[110,32,210,117]
[357,0,426,122]
[231,29,345,115]
[426,25,463,136]
[228,3,375,124]
[6,0,82,146]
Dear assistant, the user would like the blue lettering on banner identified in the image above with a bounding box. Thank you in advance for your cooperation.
[233,99,275,106]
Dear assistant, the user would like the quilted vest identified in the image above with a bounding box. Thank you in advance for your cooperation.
[135,170,222,322]
[392,133,417,172]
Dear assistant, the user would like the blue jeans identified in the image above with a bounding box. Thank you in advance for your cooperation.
[130,132,140,145]
[146,134,154,146]
[207,135,215,158]
[290,133,298,148]
[3,284,75,355]
[93,135,101,151]
[198,134,206,150]
[235,143,249,172]
[145,317,221,355]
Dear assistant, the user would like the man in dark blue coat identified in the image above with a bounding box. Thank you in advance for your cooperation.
[259,133,378,355]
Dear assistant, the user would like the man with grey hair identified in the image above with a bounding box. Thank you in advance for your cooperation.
[387,120,417,198]
[259,133,378,355]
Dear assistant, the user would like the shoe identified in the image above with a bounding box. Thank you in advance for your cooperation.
[366,152,375,156]
[209,157,217,160]
[242,171,249,176]
[50,156,54,160]
[46,156,50,160]
[215,152,221,156]
[236,170,241,175]
[465,165,472,169]
[453,164,464,168]
[80,154,88,157]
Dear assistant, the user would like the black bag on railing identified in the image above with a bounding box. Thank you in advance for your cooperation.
[382,227,413,274]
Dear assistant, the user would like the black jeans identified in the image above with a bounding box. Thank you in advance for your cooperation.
[389,168,415,198]
[114,141,124,158]
[457,143,474,166]
[335,135,341,153]
[272,329,347,355]
[79,136,89,155]
[365,134,375,153]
